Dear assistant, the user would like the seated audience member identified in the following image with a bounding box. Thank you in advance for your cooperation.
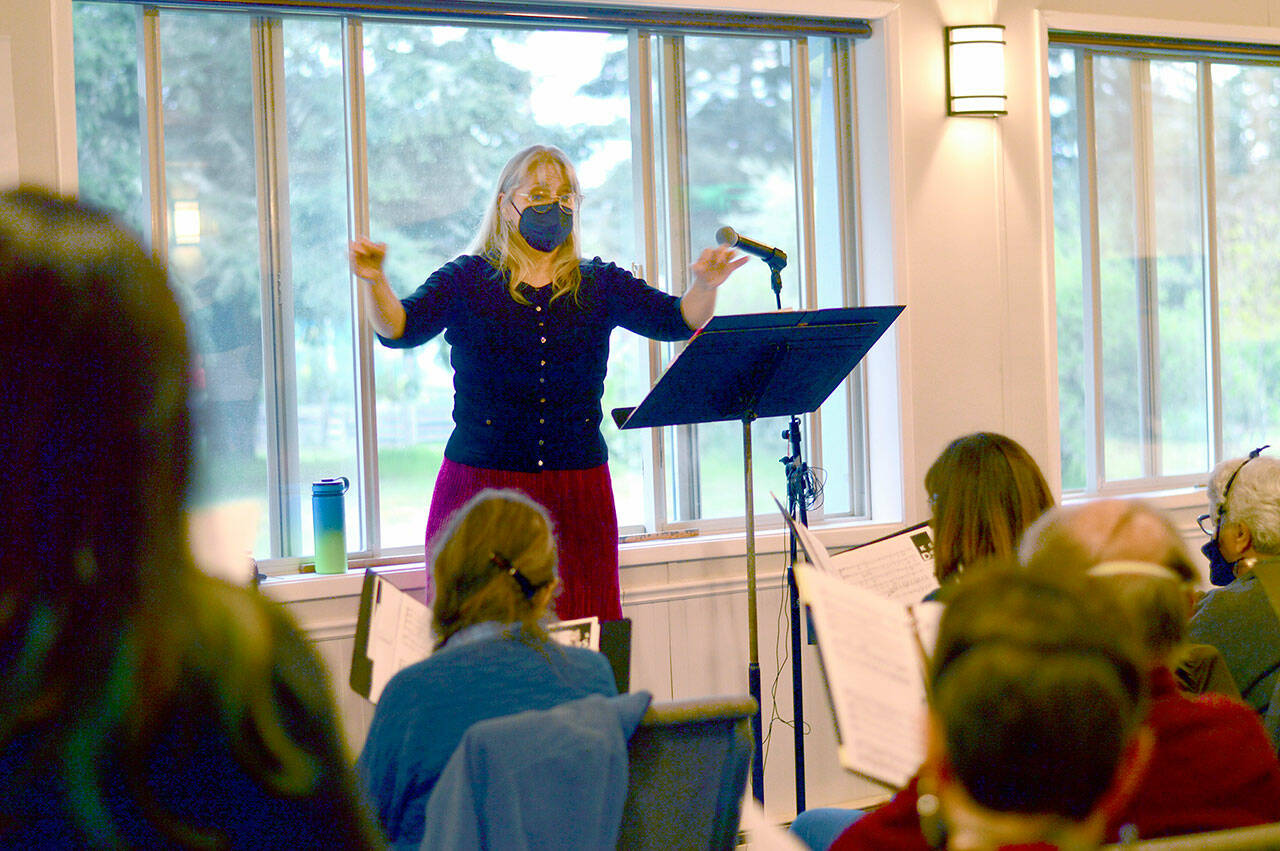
[1189,450,1280,744]
[791,433,1054,850]
[900,569,1148,851]
[924,432,1054,591]
[357,489,618,849]
[0,188,384,848]
[1022,499,1280,836]
[819,500,1280,851]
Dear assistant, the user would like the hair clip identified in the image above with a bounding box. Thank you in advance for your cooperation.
[490,552,539,600]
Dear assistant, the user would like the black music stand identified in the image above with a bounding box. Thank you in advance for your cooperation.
[612,305,903,804]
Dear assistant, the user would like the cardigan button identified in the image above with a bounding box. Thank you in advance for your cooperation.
[535,306,542,312]
[540,336,546,344]
[537,459,544,467]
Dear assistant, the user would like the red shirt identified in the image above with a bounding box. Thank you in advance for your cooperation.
[829,667,1280,850]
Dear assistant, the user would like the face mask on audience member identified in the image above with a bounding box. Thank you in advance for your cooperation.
[514,202,573,252]
[1201,537,1237,587]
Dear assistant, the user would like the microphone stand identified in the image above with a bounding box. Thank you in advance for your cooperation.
[761,253,808,813]
[770,263,784,308]
[781,415,808,813]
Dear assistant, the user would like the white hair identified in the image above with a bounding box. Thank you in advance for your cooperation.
[1210,454,1280,555]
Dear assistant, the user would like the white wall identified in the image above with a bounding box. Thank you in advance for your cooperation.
[11,0,1280,823]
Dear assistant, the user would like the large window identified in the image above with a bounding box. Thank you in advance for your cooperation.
[72,1,875,569]
[1051,34,1280,495]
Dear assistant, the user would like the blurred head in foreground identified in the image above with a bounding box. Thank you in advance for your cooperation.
[923,568,1149,850]
[0,187,381,847]
[1020,498,1198,667]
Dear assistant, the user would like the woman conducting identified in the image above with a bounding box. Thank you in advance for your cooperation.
[357,488,618,848]
[351,144,745,621]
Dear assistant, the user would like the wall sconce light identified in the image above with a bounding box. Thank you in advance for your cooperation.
[946,25,1007,116]
[173,200,202,245]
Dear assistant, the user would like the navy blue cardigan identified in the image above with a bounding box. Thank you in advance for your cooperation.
[379,255,693,472]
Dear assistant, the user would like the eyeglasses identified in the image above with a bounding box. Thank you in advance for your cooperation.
[515,191,581,214]
[1199,443,1271,536]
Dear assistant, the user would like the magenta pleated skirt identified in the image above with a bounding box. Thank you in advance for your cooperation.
[423,458,623,622]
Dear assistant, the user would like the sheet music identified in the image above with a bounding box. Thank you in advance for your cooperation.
[774,496,929,788]
[367,574,434,704]
[356,575,602,704]
[827,523,939,606]
[548,616,600,650]
[794,564,927,789]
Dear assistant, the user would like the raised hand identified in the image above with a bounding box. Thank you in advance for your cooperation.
[690,245,749,291]
[350,237,388,282]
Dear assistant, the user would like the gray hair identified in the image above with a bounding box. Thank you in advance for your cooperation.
[1210,455,1280,555]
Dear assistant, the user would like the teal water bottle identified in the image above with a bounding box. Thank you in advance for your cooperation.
[312,477,350,574]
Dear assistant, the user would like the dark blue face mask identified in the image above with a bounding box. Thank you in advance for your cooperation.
[513,201,573,253]
[1201,537,1237,587]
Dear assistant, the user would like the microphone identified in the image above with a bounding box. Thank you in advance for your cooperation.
[716,226,787,269]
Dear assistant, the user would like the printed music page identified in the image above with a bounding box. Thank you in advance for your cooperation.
[353,571,602,704]
[775,497,931,788]
[547,616,601,650]
[365,573,435,704]
[793,563,927,789]
[827,522,939,605]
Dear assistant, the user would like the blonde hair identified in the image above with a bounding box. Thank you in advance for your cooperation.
[430,489,560,644]
[469,145,583,305]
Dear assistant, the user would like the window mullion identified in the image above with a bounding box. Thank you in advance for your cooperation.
[343,17,382,555]
[141,8,168,254]
[251,17,302,558]
[792,37,817,311]
[1198,60,1224,467]
[627,29,666,533]
[830,37,868,517]
[788,36,824,521]
[1131,59,1162,479]
[1077,50,1104,492]
[659,34,700,522]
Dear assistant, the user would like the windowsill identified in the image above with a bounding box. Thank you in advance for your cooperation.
[257,485,1215,605]
[258,515,907,604]
[1061,484,1208,514]
[260,562,424,605]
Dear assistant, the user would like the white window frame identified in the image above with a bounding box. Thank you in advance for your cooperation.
[73,0,900,576]
[1047,18,1280,499]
